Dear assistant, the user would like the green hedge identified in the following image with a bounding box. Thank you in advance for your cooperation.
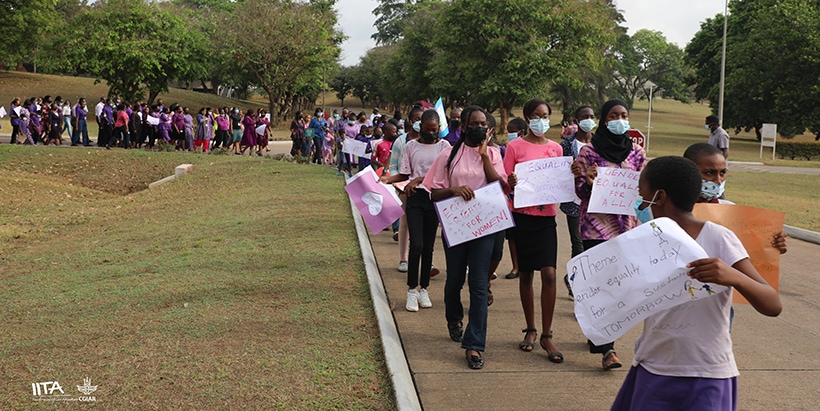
[776,140,820,160]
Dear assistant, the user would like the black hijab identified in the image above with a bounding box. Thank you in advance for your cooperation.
[591,99,633,164]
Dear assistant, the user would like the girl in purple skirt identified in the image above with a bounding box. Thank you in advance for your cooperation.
[611,156,781,411]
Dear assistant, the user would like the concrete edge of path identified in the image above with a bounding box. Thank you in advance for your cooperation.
[784,225,820,245]
[148,164,193,189]
[348,197,421,411]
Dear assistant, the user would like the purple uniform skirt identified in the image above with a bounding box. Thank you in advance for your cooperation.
[611,365,737,411]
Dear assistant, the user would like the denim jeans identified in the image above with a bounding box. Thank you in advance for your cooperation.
[443,234,495,352]
[75,119,89,146]
[62,117,72,139]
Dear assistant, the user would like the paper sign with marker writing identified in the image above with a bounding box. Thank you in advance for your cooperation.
[146,115,160,126]
[434,181,515,247]
[345,167,404,235]
[567,217,724,346]
[342,137,368,157]
[693,203,784,304]
[513,156,575,208]
[587,167,640,216]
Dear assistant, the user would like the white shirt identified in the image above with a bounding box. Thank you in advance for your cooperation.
[62,106,71,116]
[632,221,748,378]
[95,101,105,118]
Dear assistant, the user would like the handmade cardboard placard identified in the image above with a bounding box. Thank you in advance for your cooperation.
[513,156,575,208]
[434,181,514,247]
[693,203,785,304]
[567,217,724,346]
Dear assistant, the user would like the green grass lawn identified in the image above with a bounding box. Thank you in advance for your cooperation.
[0,145,395,409]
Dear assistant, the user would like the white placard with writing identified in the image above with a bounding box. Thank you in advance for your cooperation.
[0,106,6,118]
[146,115,160,126]
[434,181,515,247]
[513,156,575,208]
[342,137,368,157]
[587,167,640,216]
[567,217,724,346]
[255,124,267,135]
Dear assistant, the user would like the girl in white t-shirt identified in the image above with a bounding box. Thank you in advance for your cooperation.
[612,156,782,411]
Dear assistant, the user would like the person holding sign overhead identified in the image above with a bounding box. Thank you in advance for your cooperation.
[611,156,781,411]
[573,98,646,370]
[381,110,450,313]
[423,105,507,370]
[504,98,565,363]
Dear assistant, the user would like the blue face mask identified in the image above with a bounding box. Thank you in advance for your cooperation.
[705,124,711,131]
[607,119,630,135]
[528,118,549,136]
[412,121,421,132]
[578,118,597,133]
[701,180,725,201]
[634,191,658,224]
[507,132,519,141]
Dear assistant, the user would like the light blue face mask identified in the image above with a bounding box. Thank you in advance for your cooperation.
[705,124,711,131]
[412,121,421,132]
[607,119,630,135]
[701,180,725,201]
[578,118,597,133]
[528,118,549,136]
[507,132,519,141]
[634,191,658,224]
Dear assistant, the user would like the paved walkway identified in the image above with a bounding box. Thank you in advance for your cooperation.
[368,216,820,410]
[727,161,820,175]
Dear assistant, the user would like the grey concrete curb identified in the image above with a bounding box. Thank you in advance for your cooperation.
[784,225,820,245]
[348,197,421,411]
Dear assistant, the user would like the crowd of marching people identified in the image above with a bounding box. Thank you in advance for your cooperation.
[338,97,787,411]
[5,95,273,156]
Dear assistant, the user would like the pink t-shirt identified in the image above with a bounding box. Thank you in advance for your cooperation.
[504,138,563,217]
[423,144,506,191]
[400,139,450,180]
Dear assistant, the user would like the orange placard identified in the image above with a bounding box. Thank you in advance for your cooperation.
[692,203,785,304]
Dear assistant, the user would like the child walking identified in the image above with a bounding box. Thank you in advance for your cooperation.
[611,156,782,411]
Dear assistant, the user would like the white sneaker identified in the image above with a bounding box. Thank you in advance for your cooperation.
[406,289,419,312]
[418,288,432,308]
[397,262,408,272]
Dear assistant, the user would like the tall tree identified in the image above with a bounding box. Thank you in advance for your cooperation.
[0,0,62,71]
[227,0,341,124]
[429,0,616,128]
[611,29,689,108]
[371,0,422,45]
[60,0,204,102]
[329,66,354,106]
[686,0,820,138]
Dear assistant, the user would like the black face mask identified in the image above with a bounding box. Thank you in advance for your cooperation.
[450,119,461,129]
[420,131,437,142]
[465,127,487,144]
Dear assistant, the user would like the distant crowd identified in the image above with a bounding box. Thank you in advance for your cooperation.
[5,95,272,156]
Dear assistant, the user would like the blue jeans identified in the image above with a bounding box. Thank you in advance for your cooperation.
[443,234,494,352]
[74,119,89,146]
[62,117,72,139]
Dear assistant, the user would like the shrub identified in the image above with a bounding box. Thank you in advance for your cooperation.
[154,140,175,152]
[776,141,820,160]
[211,147,228,156]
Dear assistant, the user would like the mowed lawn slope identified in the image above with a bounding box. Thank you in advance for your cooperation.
[0,145,394,409]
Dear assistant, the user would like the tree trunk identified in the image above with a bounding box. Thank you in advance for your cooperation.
[498,101,509,137]
[15,62,27,72]
[211,79,221,95]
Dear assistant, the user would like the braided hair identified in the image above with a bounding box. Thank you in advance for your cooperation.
[444,105,487,173]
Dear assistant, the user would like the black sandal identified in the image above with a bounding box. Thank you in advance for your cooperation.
[540,332,564,363]
[487,286,494,306]
[519,328,537,352]
[448,322,463,342]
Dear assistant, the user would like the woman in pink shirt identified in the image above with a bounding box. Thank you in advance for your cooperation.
[107,103,130,149]
[423,105,507,370]
[504,98,565,363]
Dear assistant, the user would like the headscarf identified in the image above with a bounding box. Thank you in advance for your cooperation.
[591,99,633,164]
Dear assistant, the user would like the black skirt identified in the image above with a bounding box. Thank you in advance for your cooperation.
[511,213,558,272]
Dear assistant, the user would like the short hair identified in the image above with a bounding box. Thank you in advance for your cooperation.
[420,109,440,125]
[642,156,702,212]
[683,142,723,164]
[705,115,719,124]
[522,98,551,119]
[507,117,527,133]
[574,105,593,119]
